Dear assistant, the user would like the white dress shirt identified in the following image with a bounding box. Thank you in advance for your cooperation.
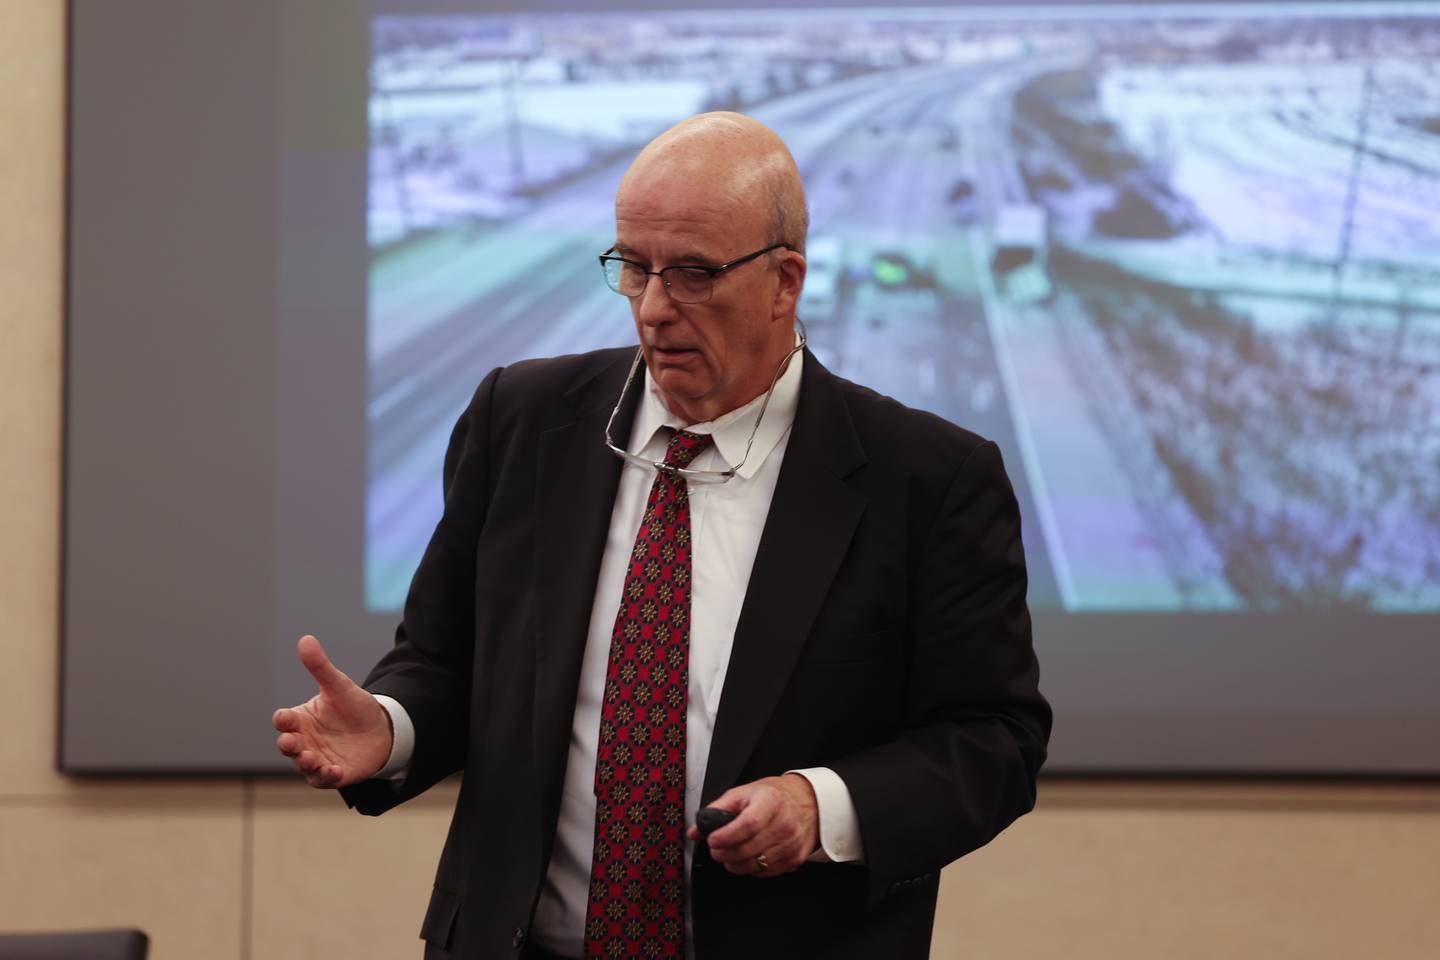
[375,343,864,957]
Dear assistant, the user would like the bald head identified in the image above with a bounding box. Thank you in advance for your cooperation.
[618,112,808,255]
[610,113,809,424]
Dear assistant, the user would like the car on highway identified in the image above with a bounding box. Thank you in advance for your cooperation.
[869,249,935,290]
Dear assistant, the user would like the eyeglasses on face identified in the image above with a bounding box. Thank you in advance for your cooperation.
[598,242,793,304]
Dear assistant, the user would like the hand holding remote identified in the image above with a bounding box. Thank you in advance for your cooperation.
[686,774,819,878]
[695,806,738,838]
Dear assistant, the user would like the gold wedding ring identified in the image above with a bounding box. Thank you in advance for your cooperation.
[755,852,770,873]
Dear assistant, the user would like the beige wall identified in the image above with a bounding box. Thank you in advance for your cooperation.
[2,5,1435,957]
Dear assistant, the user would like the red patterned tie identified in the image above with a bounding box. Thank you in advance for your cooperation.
[584,428,714,960]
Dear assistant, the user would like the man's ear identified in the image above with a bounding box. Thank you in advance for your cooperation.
[772,250,807,323]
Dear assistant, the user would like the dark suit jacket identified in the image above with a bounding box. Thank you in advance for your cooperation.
[341,346,1051,959]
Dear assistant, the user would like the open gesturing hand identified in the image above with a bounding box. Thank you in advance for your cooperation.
[271,635,392,789]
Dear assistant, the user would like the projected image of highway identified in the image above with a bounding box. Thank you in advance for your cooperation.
[365,9,1440,615]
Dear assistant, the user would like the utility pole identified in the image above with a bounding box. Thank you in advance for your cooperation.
[1331,62,1373,312]
[504,57,526,189]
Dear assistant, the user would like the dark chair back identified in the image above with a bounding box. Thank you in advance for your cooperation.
[0,929,148,960]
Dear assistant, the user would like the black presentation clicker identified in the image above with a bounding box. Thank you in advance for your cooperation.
[695,806,737,838]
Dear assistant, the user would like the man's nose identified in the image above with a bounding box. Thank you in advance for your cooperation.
[635,273,677,326]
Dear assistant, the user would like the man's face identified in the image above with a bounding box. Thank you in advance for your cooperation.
[613,170,800,425]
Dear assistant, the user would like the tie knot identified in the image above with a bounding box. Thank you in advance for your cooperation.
[663,429,714,469]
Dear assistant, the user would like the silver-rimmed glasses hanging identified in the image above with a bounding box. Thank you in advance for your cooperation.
[603,322,807,484]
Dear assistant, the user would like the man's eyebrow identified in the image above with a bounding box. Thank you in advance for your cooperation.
[673,249,721,266]
[609,244,722,266]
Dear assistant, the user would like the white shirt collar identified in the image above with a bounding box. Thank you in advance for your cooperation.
[628,336,803,481]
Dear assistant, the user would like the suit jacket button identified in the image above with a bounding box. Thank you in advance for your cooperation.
[512,927,526,949]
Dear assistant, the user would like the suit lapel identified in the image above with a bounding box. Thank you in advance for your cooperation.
[701,351,868,803]
[532,350,640,815]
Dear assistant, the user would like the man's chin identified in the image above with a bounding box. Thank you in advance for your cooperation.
[652,369,708,397]
[648,367,716,420]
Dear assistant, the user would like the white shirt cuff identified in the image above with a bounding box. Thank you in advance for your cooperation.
[373,694,415,783]
[787,767,866,864]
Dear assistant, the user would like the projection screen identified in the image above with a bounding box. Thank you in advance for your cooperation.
[63,0,1440,774]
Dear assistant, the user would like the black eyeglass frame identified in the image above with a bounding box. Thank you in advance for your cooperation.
[598,242,794,304]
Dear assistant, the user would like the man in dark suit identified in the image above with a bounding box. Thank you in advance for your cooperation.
[272,112,1050,959]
